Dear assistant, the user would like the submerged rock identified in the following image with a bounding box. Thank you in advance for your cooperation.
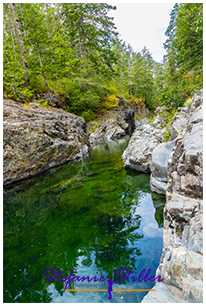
[122,124,164,173]
[3,99,89,186]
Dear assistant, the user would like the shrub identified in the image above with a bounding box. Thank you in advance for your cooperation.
[184,97,193,108]
[103,94,119,109]
[81,110,96,122]
[37,99,48,107]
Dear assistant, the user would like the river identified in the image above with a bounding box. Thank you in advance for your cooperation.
[3,136,165,303]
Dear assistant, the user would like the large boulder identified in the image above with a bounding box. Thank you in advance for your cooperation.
[150,140,176,195]
[122,124,164,173]
[3,99,89,186]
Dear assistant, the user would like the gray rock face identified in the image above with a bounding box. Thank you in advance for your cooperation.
[88,108,135,145]
[150,175,168,195]
[142,90,203,303]
[122,124,164,173]
[150,140,176,195]
[153,106,169,129]
[167,90,203,199]
[41,93,61,108]
[170,107,190,140]
[3,99,89,186]
[142,193,203,303]
[124,108,135,134]
[189,89,203,113]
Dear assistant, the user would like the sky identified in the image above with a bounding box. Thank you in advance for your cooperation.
[108,3,174,63]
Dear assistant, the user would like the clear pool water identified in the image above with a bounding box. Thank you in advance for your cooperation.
[3,136,165,303]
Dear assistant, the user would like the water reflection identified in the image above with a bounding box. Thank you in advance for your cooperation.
[4,136,165,303]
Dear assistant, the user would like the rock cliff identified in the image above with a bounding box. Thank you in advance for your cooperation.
[122,123,164,173]
[142,89,203,303]
[3,99,89,186]
[150,140,176,195]
[88,107,136,146]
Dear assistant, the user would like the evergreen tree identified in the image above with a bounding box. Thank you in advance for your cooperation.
[162,3,203,108]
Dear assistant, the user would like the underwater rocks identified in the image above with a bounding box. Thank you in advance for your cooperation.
[3,99,89,186]
[122,124,164,173]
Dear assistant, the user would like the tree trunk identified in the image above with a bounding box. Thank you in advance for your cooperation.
[56,3,61,21]
[45,3,50,39]
[19,4,26,37]
[37,44,51,92]
[45,4,61,90]
[11,3,29,87]
[80,16,86,57]
[135,79,139,98]
[5,4,17,60]
[6,55,17,96]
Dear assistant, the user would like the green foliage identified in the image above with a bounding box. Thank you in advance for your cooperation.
[184,97,193,108]
[63,78,109,117]
[161,3,203,109]
[37,99,48,107]
[3,3,117,112]
[112,43,158,110]
[81,110,96,122]
[162,108,177,141]
[3,3,202,117]
[161,85,185,108]
[24,103,29,109]
[147,105,176,141]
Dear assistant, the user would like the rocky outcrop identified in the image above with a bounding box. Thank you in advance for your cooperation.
[143,194,203,303]
[167,90,203,199]
[142,89,203,303]
[170,107,190,140]
[88,107,135,145]
[3,99,89,186]
[122,124,164,173]
[123,108,135,134]
[150,140,176,195]
[37,92,61,108]
[152,106,169,129]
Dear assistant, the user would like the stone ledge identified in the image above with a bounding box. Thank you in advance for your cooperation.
[142,282,183,303]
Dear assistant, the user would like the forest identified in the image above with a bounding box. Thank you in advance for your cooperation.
[3,3,203,121]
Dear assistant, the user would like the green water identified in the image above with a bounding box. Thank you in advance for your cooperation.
[4,136,165,303]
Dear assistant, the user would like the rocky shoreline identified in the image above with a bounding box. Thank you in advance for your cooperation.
[3,97,139,187]
[121,89,203,303]
[3,99,89,186]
